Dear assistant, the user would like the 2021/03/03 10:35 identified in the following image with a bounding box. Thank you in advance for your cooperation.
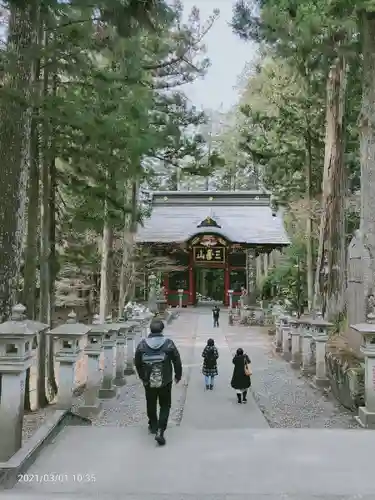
[17,473,97,483]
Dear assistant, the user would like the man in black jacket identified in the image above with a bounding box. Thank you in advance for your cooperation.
[134,319,182,446]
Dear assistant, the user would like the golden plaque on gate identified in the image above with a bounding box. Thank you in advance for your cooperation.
[193,246,225,263]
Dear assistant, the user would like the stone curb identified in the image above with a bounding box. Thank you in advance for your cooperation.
[0,410,91,489]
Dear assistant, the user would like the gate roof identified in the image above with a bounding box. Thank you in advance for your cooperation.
[136,191,290,246]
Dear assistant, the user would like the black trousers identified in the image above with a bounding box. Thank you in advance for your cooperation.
[144,382,172,431]
[213,317,219,327]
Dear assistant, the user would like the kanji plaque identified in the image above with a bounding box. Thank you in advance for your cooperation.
[193,246,225,263]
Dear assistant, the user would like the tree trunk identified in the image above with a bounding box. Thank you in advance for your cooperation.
[359,12,375,309]
[99,199,114,322]
[305,130,314,311]
[23,15,42,411]
[313,57,347,319]
[47,69,58,399]
[37,37,51,408]
[118,182,132,314]
[0,3,37,320]
[127,180,139,301]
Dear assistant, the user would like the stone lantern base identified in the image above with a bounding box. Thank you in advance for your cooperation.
[356,406,375,429]
[312,375,330,388]
[78,401,102,418]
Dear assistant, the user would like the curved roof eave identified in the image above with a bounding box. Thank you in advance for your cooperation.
[186,227,237,242]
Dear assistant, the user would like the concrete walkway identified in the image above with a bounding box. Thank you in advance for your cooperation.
[181,311,268,429]
[5,308,375,500]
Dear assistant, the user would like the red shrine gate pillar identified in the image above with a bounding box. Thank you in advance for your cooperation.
[188,250,194,305]
[224,263,230,306]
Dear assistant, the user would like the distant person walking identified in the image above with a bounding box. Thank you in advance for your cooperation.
[230,347,251,404]
[212,305,220,327]
[202,338,219,390]
[134,319,182,446]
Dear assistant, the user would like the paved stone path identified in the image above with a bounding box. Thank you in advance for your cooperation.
[4,308,375,500]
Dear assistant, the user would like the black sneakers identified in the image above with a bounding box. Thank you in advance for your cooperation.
[155,430,166,446]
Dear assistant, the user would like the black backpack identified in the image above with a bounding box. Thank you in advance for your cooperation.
[142,351,166,388]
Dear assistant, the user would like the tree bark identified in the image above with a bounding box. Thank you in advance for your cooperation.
[0,3,37,320]
[305,130,314,311]
[37,32,51,408]
[47,69,58,399]
[99,214,114,321]
[118,181,132,314]
[99,193,114,322]
[23,12,42,411]
[359,12,375,308]
[313,56,347,319]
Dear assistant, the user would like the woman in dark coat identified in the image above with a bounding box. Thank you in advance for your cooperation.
[202,338,219,390]
[230,347,251,403]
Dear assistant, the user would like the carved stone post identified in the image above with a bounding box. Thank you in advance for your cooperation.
[272,304,283,352]
[228,289,234,310]
[78,315,105,417]
[98,323,120,399]
[148,274,158,314]
[48,311,91,410]
[281,315,291,361]
[178,289,184,308]
[300,317,314,375]
[0,304,48,461]
[125,328,136,375]
[311,318,332,387]
[351,321,375,428]
[246,248,256,304]
[274,315,282,352]
[289,318,301,369]
[113,320,131,387]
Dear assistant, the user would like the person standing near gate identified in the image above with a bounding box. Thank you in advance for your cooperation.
[212,305,220,327]
[202,338,219,390]
[134,319,182,446]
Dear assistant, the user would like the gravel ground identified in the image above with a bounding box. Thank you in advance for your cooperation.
[72,314,198,428]
[22,390,84,444]
[23,314,357,443]
[225,326,360,429]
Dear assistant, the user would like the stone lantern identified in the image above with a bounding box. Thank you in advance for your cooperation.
[228,289,234,309]
[310,317,332,387]
[98,322,121,398]
[351,321,375,428]
[47,310,91,409]
[0,304,48,461]
[78,314,105,417]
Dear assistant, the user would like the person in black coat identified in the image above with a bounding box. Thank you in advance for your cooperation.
[134,319,182,446]
[212,306,220,327]
[230,347,251,404]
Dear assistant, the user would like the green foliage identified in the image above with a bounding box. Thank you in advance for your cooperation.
[261,237,307,313]
[229,0,361,204]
